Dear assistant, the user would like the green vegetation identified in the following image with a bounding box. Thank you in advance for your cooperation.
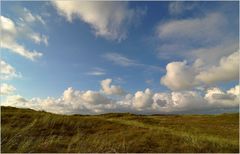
[1,106,239,153]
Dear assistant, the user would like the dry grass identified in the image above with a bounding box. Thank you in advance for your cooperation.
[1,106,239,153]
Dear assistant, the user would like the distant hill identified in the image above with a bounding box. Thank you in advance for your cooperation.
[1,106,239,153]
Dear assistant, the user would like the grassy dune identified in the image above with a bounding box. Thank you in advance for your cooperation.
[1,106,239,153]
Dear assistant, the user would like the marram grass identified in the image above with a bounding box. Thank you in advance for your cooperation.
[1,106,239,153]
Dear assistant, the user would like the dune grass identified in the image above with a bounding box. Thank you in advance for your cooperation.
[1,106,239,153]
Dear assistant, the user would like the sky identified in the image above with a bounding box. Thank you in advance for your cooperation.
[0,1,239,115]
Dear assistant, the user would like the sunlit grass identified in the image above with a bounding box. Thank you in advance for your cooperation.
[1,106,239,153]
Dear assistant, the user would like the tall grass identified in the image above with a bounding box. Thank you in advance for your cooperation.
[1,106,239,153]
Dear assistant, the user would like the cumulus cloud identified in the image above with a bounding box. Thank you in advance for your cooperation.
[63,87,111,105]
[205,86,239,108]
[52,1,146,41]
[0,60,20,80]
[101,78,125,95]
[161,52,239,90]
[153,91,206,112]
[2,80,239,115]
[3,87,113,114]
[2,95,29,108]
[157,7,238,92]
[160,61,198,90]
[227,85,240,96]
[0,83,16,95]
[1,16,43,60]
[196,51,239,84]
[132,88,153,110]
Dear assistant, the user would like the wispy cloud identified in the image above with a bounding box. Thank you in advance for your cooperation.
[86,67,106,76]
[22,7,46,25]
[0,60,21,80]
[103,52,164,71]
[104,53,138,67]
[168,1,198,15]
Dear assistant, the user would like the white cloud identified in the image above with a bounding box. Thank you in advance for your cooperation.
[1,16,43,60]
[1,15,17,34]
[160,60,198,90]
[227,85,240,96]
[82,90,111,105]
[132,88,153,110]
[2,81,239,115]
[0,60,20,80]
[196,51,239,84]
[3,87,113,114]
[2,95,29,108]
[63,87,111,105]
[156,9,238,93]
[101,78,125,95]
[205,86,239,108]
[0,83,16,95]
[1,38,43,61]
[161,51,239,90]
[52,1,145,41]
[153,91,206,112]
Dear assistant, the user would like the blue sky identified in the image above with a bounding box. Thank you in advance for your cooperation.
[1,1,239,114]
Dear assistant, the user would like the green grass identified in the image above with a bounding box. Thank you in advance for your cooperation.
[1,106,239,153]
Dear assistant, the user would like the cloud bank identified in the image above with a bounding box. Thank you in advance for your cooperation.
[2,79,239,115]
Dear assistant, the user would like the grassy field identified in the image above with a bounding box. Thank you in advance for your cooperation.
[1,106,239,153]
